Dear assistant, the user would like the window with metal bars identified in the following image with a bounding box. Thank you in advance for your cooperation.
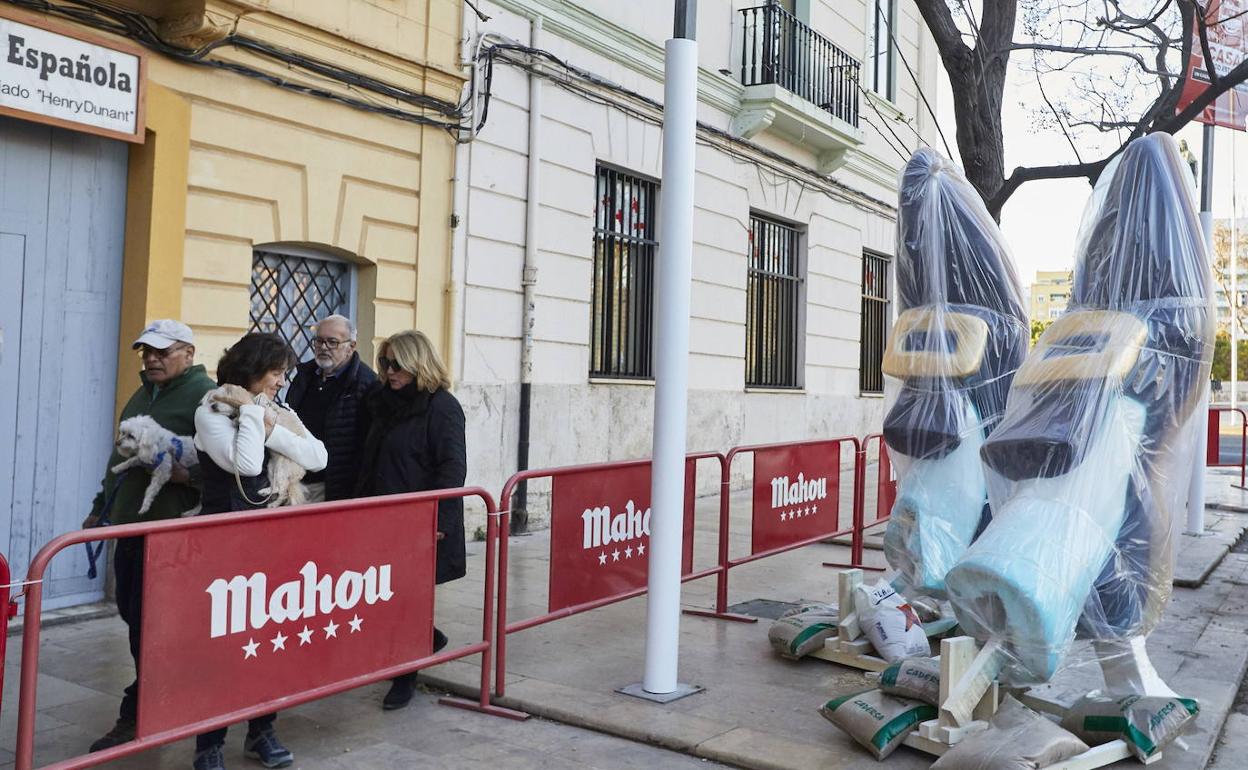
[249,247,355,365]
[860,250,891,393]
[870,0,896,100]
[746,213,804,388]
[590,165,657,379]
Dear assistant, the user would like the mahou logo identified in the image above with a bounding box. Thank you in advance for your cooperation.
[770,472,828,518]
[582,500,651,550]
[206,560,395,639]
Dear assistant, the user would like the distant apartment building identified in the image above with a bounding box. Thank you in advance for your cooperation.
[1213,217,1248,333]
[1030,271,1072,323]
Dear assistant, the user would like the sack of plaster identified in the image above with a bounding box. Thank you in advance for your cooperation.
[767,602,839,659]
[1061,693,1199,761]
[819,688,935,760]
[930,696,1089,770]
[878,656,941,705]
[855,580,930,662]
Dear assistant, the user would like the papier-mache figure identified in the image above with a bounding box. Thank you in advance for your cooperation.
[879,149,1029,598]
[945,133,1214,686]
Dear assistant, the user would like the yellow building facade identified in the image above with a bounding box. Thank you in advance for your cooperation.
[0,0,463,604]
[15,0,464,414]
[1029,270,1073,324]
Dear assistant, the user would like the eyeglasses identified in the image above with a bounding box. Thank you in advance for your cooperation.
[138,344,188,359]
[377,356,403,373]
[311,337,351,350]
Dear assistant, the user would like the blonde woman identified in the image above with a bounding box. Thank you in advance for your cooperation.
[356,330,465,709]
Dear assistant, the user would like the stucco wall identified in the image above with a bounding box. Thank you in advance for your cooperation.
[452,0,940,526]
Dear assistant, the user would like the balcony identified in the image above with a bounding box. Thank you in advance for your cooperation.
[733,4,864,173]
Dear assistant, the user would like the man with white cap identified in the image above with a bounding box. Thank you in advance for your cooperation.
[85,320,216,753]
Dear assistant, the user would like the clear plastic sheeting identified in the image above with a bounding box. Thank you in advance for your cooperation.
[881,149,1029,598]
[945,133,1215,684]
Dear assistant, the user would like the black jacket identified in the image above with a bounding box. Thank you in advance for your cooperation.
[286,353,378,501]
[357,384,467,584]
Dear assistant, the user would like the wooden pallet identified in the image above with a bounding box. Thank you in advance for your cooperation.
[807,568,956,672]
[900,637,1158,769]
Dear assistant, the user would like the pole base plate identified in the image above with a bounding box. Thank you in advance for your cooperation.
[616,681,704,703]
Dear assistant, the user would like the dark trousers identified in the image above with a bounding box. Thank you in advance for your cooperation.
[114,538,143,722]
[195,714,277,751]
[114,538,276,748]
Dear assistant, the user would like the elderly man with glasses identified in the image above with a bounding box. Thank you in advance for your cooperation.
[286,314,378,503]
[86,319,217,753]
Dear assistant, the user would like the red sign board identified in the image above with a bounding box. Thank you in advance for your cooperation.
[751,443,844,554]
[1178,0,1248,129]
[138,501,437,737]
[548,461,696,613]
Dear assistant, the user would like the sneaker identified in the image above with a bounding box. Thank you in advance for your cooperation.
[383,673,416,710]
[192,745,226,770]
[89,718,136,752]
[243,729,293,769]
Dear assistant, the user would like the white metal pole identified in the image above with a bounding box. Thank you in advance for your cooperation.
[1188,125,1215,534]
[643,7,697,697]
[1233,131,1240,414]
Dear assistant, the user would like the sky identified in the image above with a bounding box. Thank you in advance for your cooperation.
[931,30,1248,292]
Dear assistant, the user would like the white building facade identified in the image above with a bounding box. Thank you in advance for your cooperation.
[451,0,943,522]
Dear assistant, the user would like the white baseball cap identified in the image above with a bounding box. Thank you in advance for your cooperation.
[133,319,195,350]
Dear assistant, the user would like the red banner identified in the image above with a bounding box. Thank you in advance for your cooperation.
[751,443,844,554]
[547,462,696,613]
[137,501,437,737]
[1178,0,1248,129]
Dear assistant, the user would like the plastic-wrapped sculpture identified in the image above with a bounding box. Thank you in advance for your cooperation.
[880,149,1029,597]
[945,133,1215,684]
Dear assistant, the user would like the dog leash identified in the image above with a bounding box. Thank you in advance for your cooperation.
[84,470,128,579]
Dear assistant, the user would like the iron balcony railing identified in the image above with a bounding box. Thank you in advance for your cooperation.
[739,4,860,128]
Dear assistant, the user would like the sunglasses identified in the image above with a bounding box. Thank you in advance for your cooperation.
[311,336,350,350]
[377,356,404,373]
[138,344,188,359]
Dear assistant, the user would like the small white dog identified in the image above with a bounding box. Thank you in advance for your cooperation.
[111,415,200,516]
[206,384,309,507]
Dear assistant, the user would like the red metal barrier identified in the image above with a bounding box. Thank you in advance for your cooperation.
[0,553,12,719]
[15,487,520,770]
[493,453,724,700]
[684,436,874,623]
[1207,407,1248,488]
[819,433,895,571]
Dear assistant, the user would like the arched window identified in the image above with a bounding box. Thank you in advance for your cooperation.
[249,243,357,364]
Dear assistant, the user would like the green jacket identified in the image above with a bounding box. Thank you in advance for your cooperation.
[89,364,217,525]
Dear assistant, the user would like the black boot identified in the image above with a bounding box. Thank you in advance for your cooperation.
[383,673,417,710]
[89,717,136,752]
[433,626,448,653]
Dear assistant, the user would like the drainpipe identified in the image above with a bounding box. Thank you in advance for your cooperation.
[513,15,543,533]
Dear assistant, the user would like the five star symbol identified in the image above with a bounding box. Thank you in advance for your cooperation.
[240,618,363,658]
[597,543,652,566]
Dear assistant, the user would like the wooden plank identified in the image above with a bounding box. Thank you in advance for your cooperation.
[1040,740,1153,770]
[940,638,1005,727]
[837,569,863,641]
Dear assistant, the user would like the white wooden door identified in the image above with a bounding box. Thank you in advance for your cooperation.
[0,116,127,608]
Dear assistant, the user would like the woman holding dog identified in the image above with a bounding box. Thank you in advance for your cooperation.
[356,329,467,710]
[192,332,327,770]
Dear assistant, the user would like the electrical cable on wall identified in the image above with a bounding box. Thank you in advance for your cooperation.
[4,0,465,133]
[476,42,900,219]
